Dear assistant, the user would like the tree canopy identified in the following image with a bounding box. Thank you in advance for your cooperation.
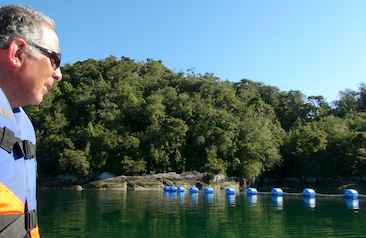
[24,56,366,181]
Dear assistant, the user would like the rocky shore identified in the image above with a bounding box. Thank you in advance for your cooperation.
[38,172,241,191]
[37,171,366,193]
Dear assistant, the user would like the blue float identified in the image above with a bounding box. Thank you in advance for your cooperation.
[169,186,177,192]
[225,187,236,194]
[189,187,199,193]
[177,186,185,192]
[204,187,214,193]
[246,187,257,195]
[302,188,316,197]
[271,188,283,196]
[344,189,359,199]
[163,186,171,191]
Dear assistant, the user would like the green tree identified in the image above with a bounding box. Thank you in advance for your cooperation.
[23,54,366,181]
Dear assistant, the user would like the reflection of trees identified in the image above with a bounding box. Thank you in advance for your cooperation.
[38,190,366,237]
[38,190,88,236]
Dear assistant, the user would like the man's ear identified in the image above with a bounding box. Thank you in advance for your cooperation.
[7,38,27,68]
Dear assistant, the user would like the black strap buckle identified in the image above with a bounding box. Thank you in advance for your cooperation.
[25,210,37,232]
[0,210,37,238]
[0,127,15,153]
[23,140,36,159]
[14,138,25,157]
[0,126,36,159]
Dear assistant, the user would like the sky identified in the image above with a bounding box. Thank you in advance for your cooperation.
[3,0,366,103]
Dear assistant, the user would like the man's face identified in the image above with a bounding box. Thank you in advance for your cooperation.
[19,24,62,106]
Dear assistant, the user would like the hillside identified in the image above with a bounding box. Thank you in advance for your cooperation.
[24,56,366,182]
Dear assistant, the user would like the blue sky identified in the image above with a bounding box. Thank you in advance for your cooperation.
[3,0,366,103]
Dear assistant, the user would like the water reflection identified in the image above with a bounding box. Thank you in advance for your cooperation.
[177,191,185,204]
[271,196,283,210]
[345,198,359,210]
[226,194,236,207]
[189,192,199,204]
[247,194,257,206]
[303,197,316,209]
[204,193,214,204]
[37,190,366,238]
[163,191,177,200]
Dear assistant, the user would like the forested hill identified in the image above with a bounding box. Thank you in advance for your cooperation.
[24,56,366,181]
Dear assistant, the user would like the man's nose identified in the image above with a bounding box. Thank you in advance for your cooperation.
[53,68,62,81]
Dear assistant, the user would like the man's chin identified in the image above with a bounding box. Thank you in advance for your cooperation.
[30,96,44,106]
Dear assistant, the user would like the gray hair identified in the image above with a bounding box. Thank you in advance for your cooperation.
[0,5,56,57]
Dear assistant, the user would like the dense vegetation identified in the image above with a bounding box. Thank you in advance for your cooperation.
[24,56,366,181]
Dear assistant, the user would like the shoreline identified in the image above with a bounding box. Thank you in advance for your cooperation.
[37,172,366,194]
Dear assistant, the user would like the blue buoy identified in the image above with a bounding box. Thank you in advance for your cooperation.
[189,187,199,193]
[204,187,214,193]
[163,186,171,191]
[303,188,316,197]
[177,186,185,192]
[345,189,359,199]
[169,186,177,192]
[246,187,257,195]
[271,188,283,196]
[225,187,236,194]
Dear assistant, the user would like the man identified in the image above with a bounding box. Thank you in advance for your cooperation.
[0,5,62,238]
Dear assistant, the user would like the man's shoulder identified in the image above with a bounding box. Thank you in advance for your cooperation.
[0,88,13,123]
[13,107,35,143]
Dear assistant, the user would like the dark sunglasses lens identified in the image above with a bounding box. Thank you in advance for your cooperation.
[33,44,61,69]
[54,54,61,68]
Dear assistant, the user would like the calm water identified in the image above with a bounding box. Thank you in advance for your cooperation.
[37,189,366,238]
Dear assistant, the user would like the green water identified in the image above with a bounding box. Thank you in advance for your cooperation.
[37,189,366,237]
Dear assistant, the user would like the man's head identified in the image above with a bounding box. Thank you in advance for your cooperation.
[0,5,62,109]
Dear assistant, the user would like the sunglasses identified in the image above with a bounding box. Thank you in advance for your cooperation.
[31,44,61,70]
